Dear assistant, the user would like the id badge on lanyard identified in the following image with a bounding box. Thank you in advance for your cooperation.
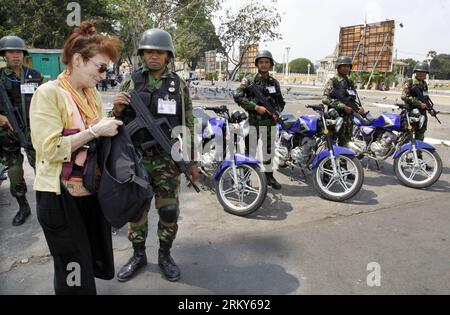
[347,89,356,96]
[157,98,177,115]
[20,83,37,94]
[267,86,276,94]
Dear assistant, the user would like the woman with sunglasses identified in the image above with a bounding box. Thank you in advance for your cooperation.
[29,21,122,295]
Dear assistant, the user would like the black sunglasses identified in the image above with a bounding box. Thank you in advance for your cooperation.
[89,59,108,73]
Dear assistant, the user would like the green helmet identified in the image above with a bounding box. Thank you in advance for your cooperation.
[137,28,175,57]
[413,61,430,73]
[255,50,274,67]
[335,56,353,69]
[0,36,28,56]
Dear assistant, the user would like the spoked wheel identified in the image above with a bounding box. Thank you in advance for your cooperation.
[394,149,442,189]
[216,164,268,216]
[312,155,364,202]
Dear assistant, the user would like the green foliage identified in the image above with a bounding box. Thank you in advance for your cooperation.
[430,54,450,80]
[218,1,282,79]
[0,0,285,77]
[400,58,419,77]
[205,72,218,81]
[173,0,222,70]
[288,58,315,74]
[275,63,285,73]
[350,71,394,90]
[0,0,115,48]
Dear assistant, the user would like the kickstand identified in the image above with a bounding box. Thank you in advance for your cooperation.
[366,156,381,171]
[375,160,381,171]
[301,169,307,180]
[289,165,295,182]
[365,158,371,171]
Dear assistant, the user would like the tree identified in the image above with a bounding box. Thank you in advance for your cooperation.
[111,0,222,70]
[430,54,450,80]
[275,63,285,74]
[173,0,222,70]
[288,58,315,74]
[218,1,282,80]
[400,58,419,77]
[427,51,437,59]
[113,0,155,64]
[0,0,115,48]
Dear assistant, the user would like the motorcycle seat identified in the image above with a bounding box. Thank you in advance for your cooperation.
[281,114,297,130]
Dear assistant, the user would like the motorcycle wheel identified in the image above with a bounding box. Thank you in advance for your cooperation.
[216,164,268,216]
[394,149,442,189]
[312,155,364,202]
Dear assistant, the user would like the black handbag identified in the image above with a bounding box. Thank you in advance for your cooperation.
[95,126,153,228]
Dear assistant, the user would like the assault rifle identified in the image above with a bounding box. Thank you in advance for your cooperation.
[0,81,33,150]
[126,90,200,193]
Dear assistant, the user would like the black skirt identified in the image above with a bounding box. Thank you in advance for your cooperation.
[36,186,114,295]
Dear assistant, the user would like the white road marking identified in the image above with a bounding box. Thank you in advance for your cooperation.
[424,138,450,147]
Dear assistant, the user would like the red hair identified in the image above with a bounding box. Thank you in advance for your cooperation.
[62,21,120,66]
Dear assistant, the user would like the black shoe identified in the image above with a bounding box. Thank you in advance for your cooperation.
[158,249,180,282]
[266,173,282,190]
[117,245,148,282]
[12,197,31,227]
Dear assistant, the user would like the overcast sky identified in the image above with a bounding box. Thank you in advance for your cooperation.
[215,0,450,63]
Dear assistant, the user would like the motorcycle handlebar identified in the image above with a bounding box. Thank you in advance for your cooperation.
[306,104,325,112]
[204,106,228,113]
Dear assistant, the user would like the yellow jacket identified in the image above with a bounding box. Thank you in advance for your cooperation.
[30,80,104,194]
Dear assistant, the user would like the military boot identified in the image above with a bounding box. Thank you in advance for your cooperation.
[12,196,31,226]
[158,241,180,282]
[340,160,356,181]
[266,172,282,190]
[117,243,147,282]
[417,151,433,172]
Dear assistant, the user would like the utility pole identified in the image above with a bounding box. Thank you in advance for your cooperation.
[307,63,311,83]
[218,53,222,81]
[285,46,290,84]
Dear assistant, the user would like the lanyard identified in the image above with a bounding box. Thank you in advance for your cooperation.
[4,68,29,84]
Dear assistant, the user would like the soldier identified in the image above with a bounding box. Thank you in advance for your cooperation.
[322,56,365,147]
[0,35,43,226]
[401,61,431,142]
[112,28,199,283]
[233,50,285,190]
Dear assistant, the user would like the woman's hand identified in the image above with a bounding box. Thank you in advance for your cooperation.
[92,118,123,137]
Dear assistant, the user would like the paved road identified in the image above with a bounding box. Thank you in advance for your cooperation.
[0,88,449,295]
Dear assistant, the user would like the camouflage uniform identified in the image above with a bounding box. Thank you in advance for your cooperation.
[1,66,42,199]
[234,73,285,169]
[401,78,428,141]
[118,64,194,248]
[322,74,355,147]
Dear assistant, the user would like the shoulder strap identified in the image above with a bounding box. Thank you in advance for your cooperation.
[131,70,147,92]
[331,77,339,89]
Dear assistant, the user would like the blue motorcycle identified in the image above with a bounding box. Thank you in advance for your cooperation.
[275,104,364,202]
[193,105,268,216]
[349,103,443,189]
